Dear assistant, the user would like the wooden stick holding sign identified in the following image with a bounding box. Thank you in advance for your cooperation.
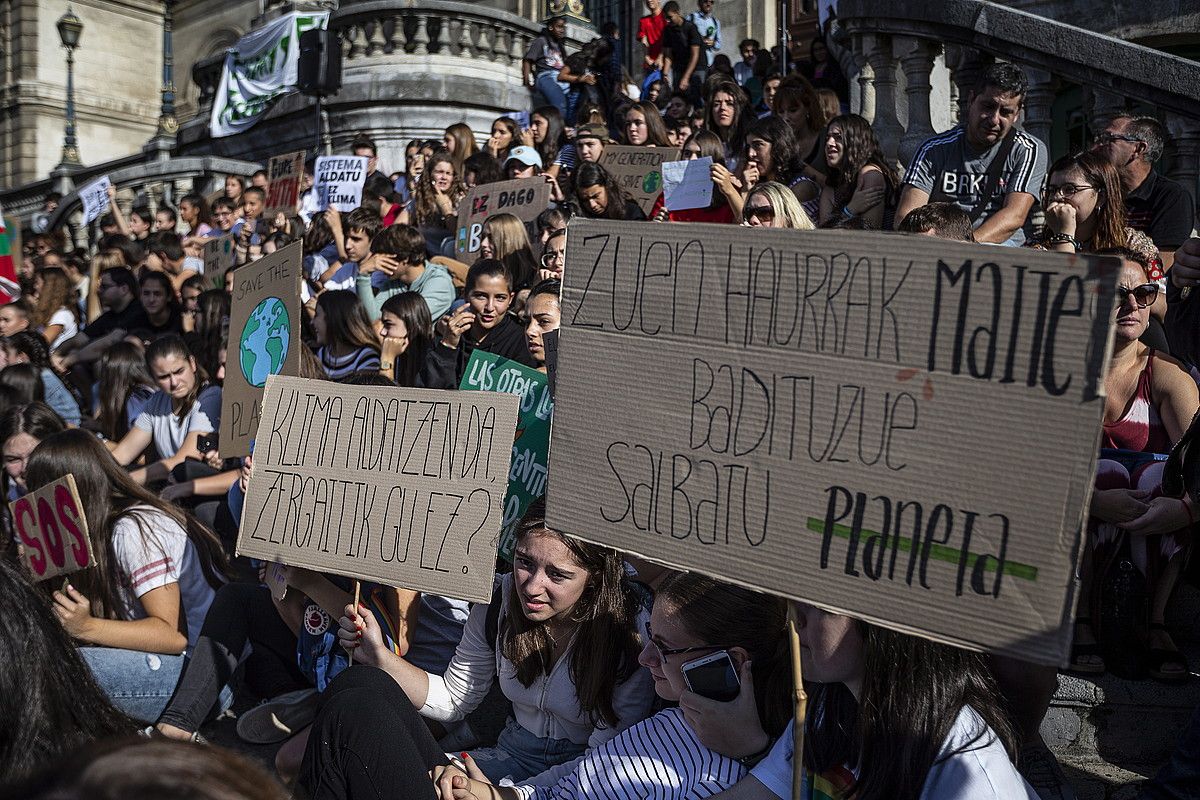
[10,475,92,582]
[349,580,361,666]
[787,603,807,800]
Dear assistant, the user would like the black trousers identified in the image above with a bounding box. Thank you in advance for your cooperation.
[297,666,450,800]
[157,582,307,732]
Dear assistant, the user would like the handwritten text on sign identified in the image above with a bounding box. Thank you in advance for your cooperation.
[220,241,302,459]
[455,178,550,259]
[236,377,521,602]
[265,150,305,214]
[11,475,92,582]
[599,146,668,215]
[547,220,1118,665]
[314,156,368,212]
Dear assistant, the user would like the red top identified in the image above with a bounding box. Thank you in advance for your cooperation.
[1103,351,1172,454]
[649,193,736,224]
[382,203,402,228]
[638,13,667,67]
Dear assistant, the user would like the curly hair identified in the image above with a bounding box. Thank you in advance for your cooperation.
[411,151,466,228]
[824,114,899,210]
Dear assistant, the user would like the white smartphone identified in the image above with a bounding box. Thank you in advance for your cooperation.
[681,650,740,701]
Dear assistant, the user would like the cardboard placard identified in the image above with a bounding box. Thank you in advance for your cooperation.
[662,157,714,212]
[219,240,303,458]
[454,177,551,260]
[599,146,669,215]
[203,234,238,291]
[235,376,521,602]
[459,351,554,561]
[80,176,111,225]
[11,475,92,582]
[314,155,368,212]
[265,150,305,215]
[542,328,560,398]
[547,220,1120,666]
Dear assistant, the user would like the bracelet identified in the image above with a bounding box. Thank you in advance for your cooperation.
[841,205,856,219]
[737,737,774,768]
[1045,233,1081,251]
[1180,497,1194,526]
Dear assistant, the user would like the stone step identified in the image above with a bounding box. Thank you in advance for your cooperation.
[1045,581,1200,797]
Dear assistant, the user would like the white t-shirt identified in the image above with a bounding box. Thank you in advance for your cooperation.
[753,708,1038,800]
[111,506,217,649]
[134,385,221,460]
[47,307,78,351]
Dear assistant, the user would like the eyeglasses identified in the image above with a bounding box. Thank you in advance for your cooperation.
[1095,133,1145,146]
[540,250,563,267]
[644,621,730,660]
[1045,183,1099,199]
[743,204,775,223]
[1117,283,1159,308]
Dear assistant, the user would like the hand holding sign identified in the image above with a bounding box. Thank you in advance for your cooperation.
[52,583,95,638]
[11,475,93,582]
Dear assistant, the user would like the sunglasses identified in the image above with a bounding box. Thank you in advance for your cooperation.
[643,621,731,660]
[1117,283,1159,308]
[1095,132,1145,146]
[743,204,775,223]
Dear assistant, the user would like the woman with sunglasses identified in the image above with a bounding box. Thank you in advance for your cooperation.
[1072,248,1198,681]
[741,182,815,230]
[1032,152,1164,319]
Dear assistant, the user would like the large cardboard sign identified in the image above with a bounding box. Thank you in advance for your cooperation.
[314,156,368,212]
[236,376,521,602]
[547,220,1120,665]
[599,146,669,215]
[265,150,305,215]
[80,176,112,225]
[219,241,303,458]
[203,234,238,290]
[454,178,551,260]
[11,475,92,582]
[459,351,554,560]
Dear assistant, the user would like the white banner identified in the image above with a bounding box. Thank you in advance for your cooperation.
[210,12,329,139]
[80,176,111,225]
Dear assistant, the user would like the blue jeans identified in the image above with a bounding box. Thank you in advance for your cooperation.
[81,647,187,723]
[468,717,587,784]
[535,70,568,119]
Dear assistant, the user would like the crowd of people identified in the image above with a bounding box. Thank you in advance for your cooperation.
[3,3,1200,799]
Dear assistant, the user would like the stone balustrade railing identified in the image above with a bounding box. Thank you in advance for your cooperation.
[331,0,542,68]
[836,0,1200,205]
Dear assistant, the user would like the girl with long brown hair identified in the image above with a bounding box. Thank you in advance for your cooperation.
[30,266,79,351]
[26,428,227,721]
[443,123,480,173]
[818,114,899,230]
[313,289,381,380]
[623,100,673,147]
[311,500,655,787]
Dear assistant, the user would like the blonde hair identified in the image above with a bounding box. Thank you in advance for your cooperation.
[481,213,532,260]
[444,123,479,171]
[746,182,815,230]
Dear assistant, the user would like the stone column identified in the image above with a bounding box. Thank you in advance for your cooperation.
[1022,67,1055,151]
[945,45,990,122]
[898,36,940,168]
[1166,113,1200,212]
[863,34,903,166]
[851,34,875,122]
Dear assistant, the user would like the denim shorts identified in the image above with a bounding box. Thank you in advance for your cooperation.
[466,717,587,784]
[81,647,234,724]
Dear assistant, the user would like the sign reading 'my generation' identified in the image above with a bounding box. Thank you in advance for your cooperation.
[547,220,1119,666]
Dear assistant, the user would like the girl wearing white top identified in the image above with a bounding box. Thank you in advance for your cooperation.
[425,572,795,800]
[30,267,79,351]
[697,606,1037,800]
[25,429,227,722]
[109,334,224,490]
[299,501,657,792]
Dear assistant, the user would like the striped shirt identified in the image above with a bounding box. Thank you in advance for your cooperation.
[902,125,1047,246]
[512,708,746,800]
[317,345,381,381]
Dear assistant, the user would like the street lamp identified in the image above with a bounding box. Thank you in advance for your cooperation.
[56,5,83,168]
[156,0,178,138]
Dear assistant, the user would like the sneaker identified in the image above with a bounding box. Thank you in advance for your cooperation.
[235,689,320,745]
[1019,740,1078,800]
